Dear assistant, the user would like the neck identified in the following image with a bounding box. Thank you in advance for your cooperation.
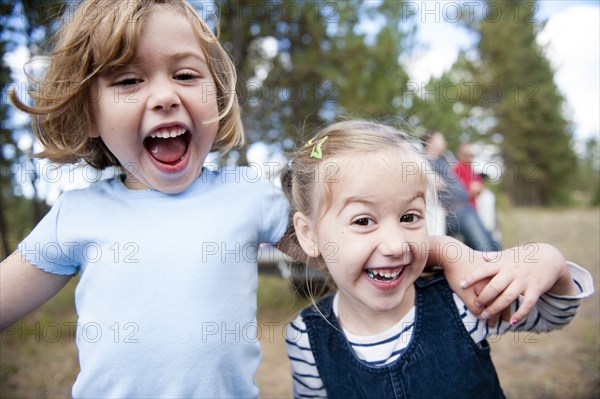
[336,285,416,336]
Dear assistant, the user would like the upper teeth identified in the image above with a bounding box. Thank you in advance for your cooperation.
[149,127,186,139]
[367,269,401,279]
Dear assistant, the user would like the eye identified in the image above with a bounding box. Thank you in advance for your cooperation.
[400,213,421,224]
[352,217,373,227]
[174,71,201,81]
[112,77,142,87]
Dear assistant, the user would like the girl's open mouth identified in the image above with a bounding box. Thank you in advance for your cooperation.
[144,127,191,166]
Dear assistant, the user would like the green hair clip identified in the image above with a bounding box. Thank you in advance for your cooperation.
[309,136,329,159]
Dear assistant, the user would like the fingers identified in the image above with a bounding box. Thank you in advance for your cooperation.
[459,262,501,289]
[461,279,489,316]
[507,292,539,326]
[477,281,522,321]
[473,273,514,309]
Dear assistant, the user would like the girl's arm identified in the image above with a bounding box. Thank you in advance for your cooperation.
[426,236,580,326]
[0,251,72,329]
[427,236,492,318]
[460,261,593,342]
[460,243,579,325]
[285,317,327,398]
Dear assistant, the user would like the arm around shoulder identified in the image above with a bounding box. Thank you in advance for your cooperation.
[0,251,72,329]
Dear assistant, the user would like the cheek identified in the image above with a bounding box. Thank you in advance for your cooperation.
[410,231,430,262]
[316,226,348,264]
[320,241,341,265]
[192,86,220,115]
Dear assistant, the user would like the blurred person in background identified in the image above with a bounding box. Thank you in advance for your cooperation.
[422,131,501,251]
[453,142,484,210]
[454,142,501,243]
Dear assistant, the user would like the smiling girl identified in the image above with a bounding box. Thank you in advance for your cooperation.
[1,1,287,397]
[281,120,593,398]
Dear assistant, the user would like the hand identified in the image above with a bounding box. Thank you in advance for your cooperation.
[460,243,576,326]
[442,247,505,327]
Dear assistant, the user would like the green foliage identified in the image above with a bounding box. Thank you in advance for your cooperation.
[473,0,577,205]
[216,0,415,151]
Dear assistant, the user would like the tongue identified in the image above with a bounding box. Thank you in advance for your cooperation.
[145,135,187,164]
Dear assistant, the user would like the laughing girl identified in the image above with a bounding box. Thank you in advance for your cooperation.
[281,120,593,399]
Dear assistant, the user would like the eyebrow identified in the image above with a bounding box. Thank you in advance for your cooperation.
[171,51,208,63]
[105,51,208,75]
[338,191,426,215]
[129,51,209,68]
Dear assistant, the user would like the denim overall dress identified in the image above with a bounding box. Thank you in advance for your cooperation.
[301,274,505,399]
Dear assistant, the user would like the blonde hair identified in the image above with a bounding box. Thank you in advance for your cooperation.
[280,120,436,293]
[10,0,243,169]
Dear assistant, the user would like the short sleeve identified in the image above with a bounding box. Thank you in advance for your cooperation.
[259,179,289,245]
[17,195,79,275]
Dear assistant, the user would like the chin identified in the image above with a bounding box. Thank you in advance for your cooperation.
[373,286,413,311]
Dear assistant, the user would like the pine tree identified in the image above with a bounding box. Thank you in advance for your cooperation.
[473,0,576,205]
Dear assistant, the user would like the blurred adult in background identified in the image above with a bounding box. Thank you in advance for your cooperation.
[454,143,484,209]
[422,131,501,251]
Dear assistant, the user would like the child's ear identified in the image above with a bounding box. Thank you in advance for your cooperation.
[293,211,320,258]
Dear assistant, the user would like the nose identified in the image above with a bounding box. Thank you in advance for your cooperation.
[377,223,409,258]
[147,78,181,111]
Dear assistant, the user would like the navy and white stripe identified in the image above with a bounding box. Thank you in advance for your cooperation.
[285,262,594,398]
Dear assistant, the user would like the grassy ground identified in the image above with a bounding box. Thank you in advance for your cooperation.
[1,207,599,398]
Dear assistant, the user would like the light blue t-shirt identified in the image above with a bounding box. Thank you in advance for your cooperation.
[19,167,289,398]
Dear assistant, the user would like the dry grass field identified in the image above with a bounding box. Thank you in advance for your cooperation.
[487,207,599,399]
[1,207,599,398]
